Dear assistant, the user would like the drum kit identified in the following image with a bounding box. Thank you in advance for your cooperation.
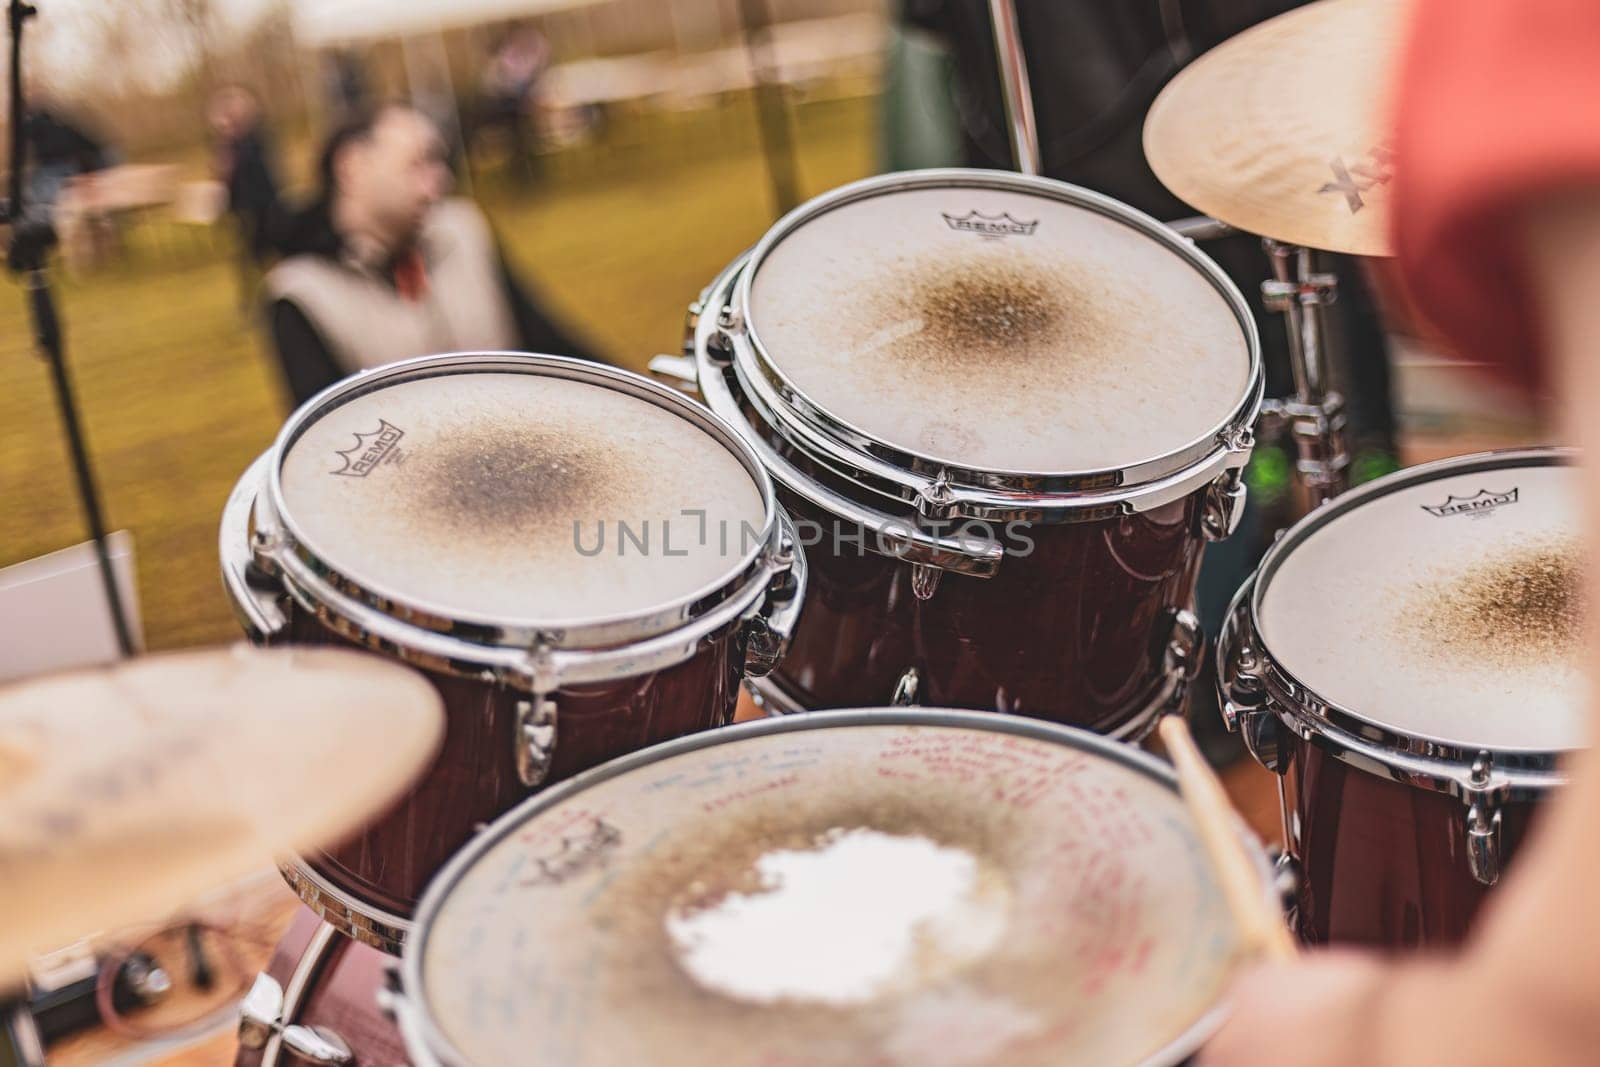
[0,1,1585,1065]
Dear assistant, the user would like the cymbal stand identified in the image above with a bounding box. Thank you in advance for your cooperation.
[1258,240,1350,507]
[988,0,1040,176]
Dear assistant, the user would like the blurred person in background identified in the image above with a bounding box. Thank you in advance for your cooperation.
[265,102,597,406]
[208,85,285,267]
[477,23,551,185]
[324,49,371,123]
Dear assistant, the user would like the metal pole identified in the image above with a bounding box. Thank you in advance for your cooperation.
[987,0,1039,175]
[1262,240,1350,505]
[7,0,136,657]
[737,0,801,216]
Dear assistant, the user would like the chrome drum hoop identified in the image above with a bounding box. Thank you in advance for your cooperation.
[395,707,1276,1067]
[1219,447,1578,803]
[720,169,1264,520]
[220,354,807,689]
[278,862,411,956]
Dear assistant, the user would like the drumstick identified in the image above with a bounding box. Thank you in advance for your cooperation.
[1158,716,1298,962]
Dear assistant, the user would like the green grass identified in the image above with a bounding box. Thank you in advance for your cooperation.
[0,94,878,651]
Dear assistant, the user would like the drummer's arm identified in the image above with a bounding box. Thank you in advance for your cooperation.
[1463,194,1600,1044]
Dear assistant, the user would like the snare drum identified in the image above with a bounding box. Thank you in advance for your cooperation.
[685,170,1261,737]
[1219,449,1584,946]
[220,353,805,951]
[390,709,1273,1067]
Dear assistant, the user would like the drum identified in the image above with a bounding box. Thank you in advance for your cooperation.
[1218,448,1584,946]
[682,169,1261,737]
[237,909,404,1067]
[220,353,806,952]
[389,709,1273,1067]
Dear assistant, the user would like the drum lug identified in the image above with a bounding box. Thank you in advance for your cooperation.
[220,453,289,641]
[1270,847,1300,907]
[910,563,942,601]
[1161,608,1204,681]
[238,973,352,1066]
[1201,425,1253,543]
[891,667,920,707]
[1216,579,1285,774]
[516,695,560,789]
[1464,752,1506,886]
[744,511,807,678]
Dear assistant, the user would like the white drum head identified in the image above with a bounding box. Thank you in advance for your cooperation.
[746,180,1252,474]
[279,370,767,626]
[412,715,1246,1067]
[1258,458,1586,751]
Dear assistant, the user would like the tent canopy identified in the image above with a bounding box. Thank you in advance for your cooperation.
[292,0,613,47]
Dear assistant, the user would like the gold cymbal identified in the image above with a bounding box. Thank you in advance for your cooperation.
[1144,0,1402,257]
[0,645,442,986]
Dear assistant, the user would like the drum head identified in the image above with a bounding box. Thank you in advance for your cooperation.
[744,176,1253,475]
[409,712,1247,1067]
[277,366,767,627]
[1257,454,1585,752]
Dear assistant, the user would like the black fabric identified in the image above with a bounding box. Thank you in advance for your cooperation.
[22,109,110,173]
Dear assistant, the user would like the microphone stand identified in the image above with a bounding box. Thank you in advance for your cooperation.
[6,0,135,657]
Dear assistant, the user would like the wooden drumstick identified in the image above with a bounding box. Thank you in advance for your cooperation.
[1158,716,1299,963]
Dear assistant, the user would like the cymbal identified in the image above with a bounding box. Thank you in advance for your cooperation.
[0,646,442,987]
[1144,0,1402,257]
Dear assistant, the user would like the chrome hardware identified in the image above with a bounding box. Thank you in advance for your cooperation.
[988,0,1040,176]
[1166,215,1237,242]
[891,667,920,707]
[1464,752,1505,886]
[1216,581,1285,774]
[239,943,353,1066]
[743,511,808,677]
[910,563,942,601]
[647,354,700,394]
[516,695,559,789]
[1271,848,1300,906]
[218,452,288,641]
[278,861,411,954]
[1201,425,1254,542]
[1261,241,1350,505]
[2,999,45,1067]
[1162,608,1203,680]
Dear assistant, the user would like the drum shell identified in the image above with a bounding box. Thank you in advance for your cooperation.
[771,477,1208,733]
[236,909,405,1067]
[277,607,744,920]
[1284,736,1544,947]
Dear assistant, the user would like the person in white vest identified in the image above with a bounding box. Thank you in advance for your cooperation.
[264,102,597,404]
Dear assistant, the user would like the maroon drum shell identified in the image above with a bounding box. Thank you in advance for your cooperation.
[1283,738,1541,947]
[277,608,744,919]
[237,909,405,1067]
[771,480,1208,734]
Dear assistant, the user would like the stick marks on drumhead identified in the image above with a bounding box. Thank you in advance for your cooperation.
[412,426,608,537]
[1394,535,1585,671]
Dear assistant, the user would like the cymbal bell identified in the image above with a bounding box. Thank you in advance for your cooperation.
[0,645,442,987]
[1144,0,1402,257]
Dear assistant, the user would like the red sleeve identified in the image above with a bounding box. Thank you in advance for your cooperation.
[1391,0,1600,396]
